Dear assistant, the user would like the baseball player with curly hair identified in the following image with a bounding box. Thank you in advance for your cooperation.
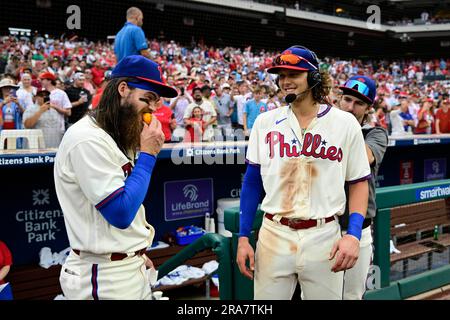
[338,75,388,299]
[236,46,371,300]
[54,56,177,300]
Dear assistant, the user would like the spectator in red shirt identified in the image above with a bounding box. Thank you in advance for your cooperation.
[92,78,108,109]
[415,99,434,134]
[91,59,105,87]
[436,99,450,134]
[153,100,176,142]
[184,106,204,142]
[0,240,12,285]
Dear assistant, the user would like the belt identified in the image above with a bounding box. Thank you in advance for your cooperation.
[72,248,147,261]
[265,213,335,230]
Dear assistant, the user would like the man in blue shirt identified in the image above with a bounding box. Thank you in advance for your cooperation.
[243,86,267,136]
[114,7,150,62]
[399,99,415,132]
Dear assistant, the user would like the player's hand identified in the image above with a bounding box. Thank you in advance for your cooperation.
[236,237,255,280]
[140,115,165,156]
[329,234,360,273]
[144,256,154,270]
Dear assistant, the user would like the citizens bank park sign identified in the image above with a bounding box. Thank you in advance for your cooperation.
[0,154,56,166]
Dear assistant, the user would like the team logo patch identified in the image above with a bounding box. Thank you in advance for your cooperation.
[122,162,133,178]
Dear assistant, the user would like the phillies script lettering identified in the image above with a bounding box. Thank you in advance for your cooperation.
[266,131,343,162]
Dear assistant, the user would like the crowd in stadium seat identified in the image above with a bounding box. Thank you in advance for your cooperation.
[251,1,450,26]
[0,34,449,148]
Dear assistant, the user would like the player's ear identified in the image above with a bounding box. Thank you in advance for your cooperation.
[117,81,131,98]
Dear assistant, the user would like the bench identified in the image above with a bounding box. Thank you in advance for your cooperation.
[390,198,450,276]
[7,265,62,300]
[6,245,216,300]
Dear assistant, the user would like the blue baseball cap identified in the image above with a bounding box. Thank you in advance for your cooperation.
[339,75,376,105]
[267,46,319,74]
[111,55,177,98]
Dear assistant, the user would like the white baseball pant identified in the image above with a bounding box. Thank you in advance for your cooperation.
[254,217,344,300]
[342,226,373,300]
[60,250,152,300]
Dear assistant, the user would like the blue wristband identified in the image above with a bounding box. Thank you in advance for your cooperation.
[347,212,364,240]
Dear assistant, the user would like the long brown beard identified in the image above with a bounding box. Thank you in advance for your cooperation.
[118,101,142,159]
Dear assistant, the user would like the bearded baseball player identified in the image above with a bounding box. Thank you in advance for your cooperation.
[236,46,371,300]
[338,75,388,300]
[54,55,176,300]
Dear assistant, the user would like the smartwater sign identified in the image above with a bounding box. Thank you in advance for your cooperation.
[416,184,450,201]
[424,158,447,181]
[164,178,213,221]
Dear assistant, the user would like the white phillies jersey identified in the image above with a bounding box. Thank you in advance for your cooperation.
[54,116,154,254]
[246,104,371,219]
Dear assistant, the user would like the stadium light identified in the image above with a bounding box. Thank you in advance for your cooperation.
[8,28,32,37]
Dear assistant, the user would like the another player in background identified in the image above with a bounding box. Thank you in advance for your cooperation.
[338,75,388,300]
[54,55,176,300]
[237,46,371,300]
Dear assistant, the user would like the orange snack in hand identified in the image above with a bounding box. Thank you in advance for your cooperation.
[143,113,152,124]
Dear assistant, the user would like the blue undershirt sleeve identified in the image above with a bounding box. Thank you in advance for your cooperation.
[239,163,264,237]
[97,152,156,229]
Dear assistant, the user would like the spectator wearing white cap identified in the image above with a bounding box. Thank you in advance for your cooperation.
[169,83,192,140]
[16,73,36,109]
[65,72,91,126]
[0,78,24,131]
[231,81,252,130]
[213,84,233,138]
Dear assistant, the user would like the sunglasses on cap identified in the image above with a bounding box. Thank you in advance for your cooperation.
[274,53,317,70]
[343,79,370,97]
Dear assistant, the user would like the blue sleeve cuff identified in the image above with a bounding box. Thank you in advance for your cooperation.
[346,212,364,240]
[239,164,263,237]
[137,152,156,167]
